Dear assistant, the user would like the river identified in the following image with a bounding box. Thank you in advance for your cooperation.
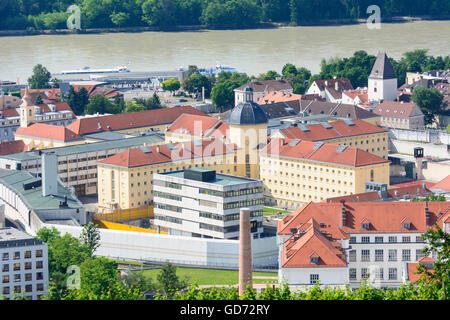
[1,20,450,83]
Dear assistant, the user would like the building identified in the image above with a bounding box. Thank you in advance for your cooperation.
[14,123,85,150]
[257,91,303,105]
[0,94,22,110]
[65,105,206,137]
[153,168,264,239]
[20,88,61,105]
[0,227,49,300]
[307,78,354,103]
[341,88,369,106]
[260,138,390,209]
[0,154,86,235]
[234,79,293,106]
[0,133,165,197]
[270,118,389,159]
[0,140,26,156]
[372,101,425,129]
[277,201,450,289]
[96,139,241,212]
[368,52,398,102]
[68,81,123,99]
[298,99,380,125]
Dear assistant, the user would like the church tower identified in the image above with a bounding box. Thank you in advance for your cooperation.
[368,52,398,102]
[20,86,36,128]
[228,87,268,179]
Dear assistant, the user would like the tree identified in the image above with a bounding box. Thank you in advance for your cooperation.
[110,12,130,28]
[211,80,239,112]
[416,224,450,299]
[123,101,147,113]
[162,78,181,93]
[156,262,189,295]
[84,94,123,115]
[28,64,51,89]
[182,73,212,98]
[411,87,444,125]
[80,222,101,257]
[67,86,90,116]
[122,270,156,293]
[35,94,43,105]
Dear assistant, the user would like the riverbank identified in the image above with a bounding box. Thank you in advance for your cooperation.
[1,15,449,38]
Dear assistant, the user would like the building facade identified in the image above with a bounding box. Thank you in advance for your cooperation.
[0,227,49,300]
[153,168,264,239]
[234,79,293,106]
[368,52,398,102]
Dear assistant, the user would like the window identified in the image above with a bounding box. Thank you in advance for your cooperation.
[25,284,32,293]
[389,268,397,280]
[310,274,319,285]
[361,268,369,280]
[375,237,383,244]
[388,236,397,243]
[389,249,397,262]
[25,262,32,270]
[13,263,20,271]
[36,273,43,281]
[349,268,357,281]
[402,249,411,262]
[361,250,370,262]
[14,286,21,294]
[349,250,356,262]
[2,253,8,261]
[37,283,44,292]
[3,275,10,283]
[310,257,319,264]
[375,268,384,280]
[14,274,21,282]
[402,236,411,243]
[361,236,370,244]
[416,249,425,260]
[14,252,20,260]
[36,250,43,258]
[36,261,43,269]
[361,223,370,230]
[24,251,31,259]
[375,249,384,262]
[416,236,424,243]
[2,287,9,295]
[2,264,9,272]
[25,273,32,282]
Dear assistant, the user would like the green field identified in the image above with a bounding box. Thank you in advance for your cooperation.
[263,206,292,217]
[137,267,278,286]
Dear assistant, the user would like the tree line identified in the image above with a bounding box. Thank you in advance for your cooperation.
[1,0,450,31]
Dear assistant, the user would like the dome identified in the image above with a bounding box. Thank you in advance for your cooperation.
[228,100,268,125]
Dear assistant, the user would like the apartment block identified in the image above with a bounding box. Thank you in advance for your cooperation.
[153,168,264,239]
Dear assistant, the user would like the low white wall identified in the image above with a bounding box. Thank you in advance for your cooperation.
[42,224,278,268]
[389,139,450,160]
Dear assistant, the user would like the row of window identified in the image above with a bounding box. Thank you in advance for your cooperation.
[2,250,43,261]
[2,271,45,283]
[348,249,424,262]
[349,267,398,281]
[2,261,44,272]
[349,235,423,244]
[223,198,264,209]
[2,283,45,295]
[199,210,263,222]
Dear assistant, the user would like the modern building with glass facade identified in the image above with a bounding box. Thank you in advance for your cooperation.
[153,168,264,240]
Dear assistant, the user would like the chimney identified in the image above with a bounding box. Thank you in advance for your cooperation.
[335,81,339,91]
[156,145,160,153]
[341,200,346,227]
[425,201,431,226]
[42,152,58,197]
[239,208,252,296]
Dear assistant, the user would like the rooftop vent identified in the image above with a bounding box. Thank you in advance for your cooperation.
[312,142,324,150]
[344,119,355,126]
[321,122,333,129]
[298,124,310,132]
[140,146,152,154]
[336,145,348,153]
[289,139,301,146]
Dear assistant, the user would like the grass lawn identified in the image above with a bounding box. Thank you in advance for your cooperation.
[263,206,291,217]
[137,267,278,286]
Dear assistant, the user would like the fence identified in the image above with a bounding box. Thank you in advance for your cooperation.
[94,205,153,222]
[389,128,450,144]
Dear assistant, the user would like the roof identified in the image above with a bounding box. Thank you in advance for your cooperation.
[0,140,26,156]
[342,88,369,104]
[158,169,260,187]
[260,102,298,119]
[406,257,435,283]
[257,91,302,104]
[281,218,347,268]
[98,139,238,168]
[0,169,83,210]
[299,99,379,120]
[278,201,450,238]
[430,175,450,193]
[276,119,387,142]
[311,78,354,92]
[373,101,423,118]
[167,113,229,139]
[15,123,83,142]
[0,228,44,248]
[370,52,397,80]
[228,101,268,125]
[21,88,61,104]
[0,133,165,162]
[260,138,390,167]
[66,106,206,135]
[236,79,292,92]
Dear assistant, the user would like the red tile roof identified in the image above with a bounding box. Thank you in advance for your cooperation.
[257,91,302,104]
[261,138,389,167]
[167,114,229,139]
[0,140,26,155]
[15,123,83,142]
[278,201,450,238]
[66,106,206,135]
[2,108,19,118]
[281,217,347,268]
[99,139,238,168]
[277,119,386,142]
[236,80,292,92]
[373,101,423,118]
[312,78,354,92]
[431,175,450,193]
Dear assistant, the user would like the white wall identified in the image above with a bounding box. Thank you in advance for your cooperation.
[43,224,278,268]
[279,267,348,287]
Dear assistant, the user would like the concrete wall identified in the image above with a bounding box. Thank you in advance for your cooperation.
[43,224,278,268]
[389,128,450,145]
[0,201,4,227]
[280,267,348,287]
[389,140,450,160]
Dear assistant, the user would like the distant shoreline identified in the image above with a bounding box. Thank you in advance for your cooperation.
[0,15,449,38]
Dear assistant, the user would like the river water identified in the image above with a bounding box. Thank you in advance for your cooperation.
[1,20,450,83]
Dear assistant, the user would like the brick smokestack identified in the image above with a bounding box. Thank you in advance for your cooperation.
[239,208,252,296]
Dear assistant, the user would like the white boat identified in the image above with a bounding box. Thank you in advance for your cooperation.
[61,65,131,75]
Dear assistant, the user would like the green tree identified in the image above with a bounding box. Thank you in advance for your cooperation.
[110,12,130,27]
[211,80,239,112]
[157,262,189,295]
[123,101,147,113]
[122,270,157,293]
[411,86,444,125]
[80,222,101,257]
[182,72,212,98]
[162,78,181,93]
[84,94,122,115]
[28,64,51,89]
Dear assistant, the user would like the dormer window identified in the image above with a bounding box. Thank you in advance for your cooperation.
[310,257,319,264]
[361,223,370,230]
[402,222,411,230]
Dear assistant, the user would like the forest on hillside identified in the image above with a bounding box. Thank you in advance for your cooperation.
[1,0,450,31]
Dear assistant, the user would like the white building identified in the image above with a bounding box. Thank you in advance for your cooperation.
[0,227,49,300]
[368,52,398,102]
[234,79,293,106]
[154,168,264,240]
[277,201,450,289]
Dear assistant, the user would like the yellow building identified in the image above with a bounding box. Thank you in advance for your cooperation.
[259,138,390,209]
[15,123,85,150]
[19,87,36,128]
[271,119,389,159]
[97,139,243,212]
